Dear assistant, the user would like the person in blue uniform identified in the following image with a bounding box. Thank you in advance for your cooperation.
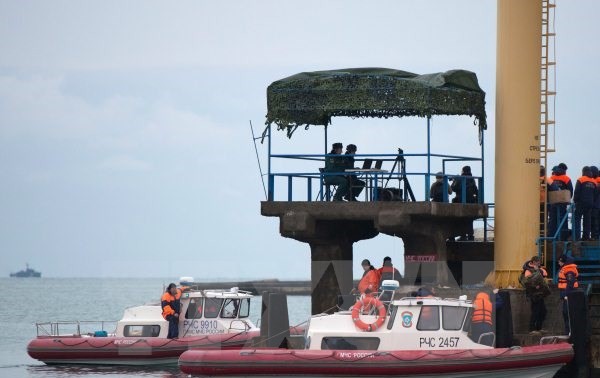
[161,283,187,339]
[592,166,600,240]
[557,255,579,334]
[429,172,446,202]
[573,166,597,240]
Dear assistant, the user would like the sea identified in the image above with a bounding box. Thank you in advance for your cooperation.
[0,278,312,378]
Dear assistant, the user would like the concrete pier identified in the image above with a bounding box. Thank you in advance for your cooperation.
[262,201,487,314]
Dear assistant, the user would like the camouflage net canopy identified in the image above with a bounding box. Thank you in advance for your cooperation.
[265,67,487,138]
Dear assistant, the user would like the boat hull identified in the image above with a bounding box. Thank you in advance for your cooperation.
[28,330,259,366]
[178,343,573,377]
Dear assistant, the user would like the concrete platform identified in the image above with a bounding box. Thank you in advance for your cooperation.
[261,201,488,314]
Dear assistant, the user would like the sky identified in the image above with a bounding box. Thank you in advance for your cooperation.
[1,0,599,279]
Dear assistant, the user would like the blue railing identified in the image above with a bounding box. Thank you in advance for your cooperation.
[266,152,484,203]
[536,203,575,283]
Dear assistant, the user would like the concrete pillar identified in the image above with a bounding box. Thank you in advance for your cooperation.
[494,0,541,287]
[309,241,353,315]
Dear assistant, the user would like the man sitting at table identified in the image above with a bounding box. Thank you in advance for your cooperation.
[343,144,365,201]
[324,142,350,201]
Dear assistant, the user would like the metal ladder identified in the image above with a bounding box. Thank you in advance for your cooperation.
[540,0,557,264]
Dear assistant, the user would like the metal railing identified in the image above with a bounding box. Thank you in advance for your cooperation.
[536,203,574,282]
[266,152,484,203]
[35,320,117,337]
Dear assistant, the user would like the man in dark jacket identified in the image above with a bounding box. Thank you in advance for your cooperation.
[377,256,402,304]
[557,254,579,334]
[342,144,365,201]
[573,166,597,240]
[324,143,349,201]
[429,172,446,202]
[161,283,185,339]
[590,166,600,240]
[519,256,550,334]
[450,165,478,204]
[450,166,478,241]
[378,256,402,282]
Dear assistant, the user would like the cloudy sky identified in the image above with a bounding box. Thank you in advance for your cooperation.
[1,1,598,279]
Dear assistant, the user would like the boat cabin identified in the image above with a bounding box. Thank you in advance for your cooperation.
[114,287,257,338]
[305,290,493,351]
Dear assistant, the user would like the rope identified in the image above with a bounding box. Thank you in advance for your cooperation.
[50,328,254,350]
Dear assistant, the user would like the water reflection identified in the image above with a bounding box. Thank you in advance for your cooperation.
[26,364,186,378]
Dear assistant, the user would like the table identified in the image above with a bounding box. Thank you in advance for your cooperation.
[345,169,388,201]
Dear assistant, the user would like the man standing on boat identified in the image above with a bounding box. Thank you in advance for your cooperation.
[352,259,380,296]
[471,291,494,345]
[162,283,187,339]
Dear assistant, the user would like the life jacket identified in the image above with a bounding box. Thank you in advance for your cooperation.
[577,176,596,185]
[558,264,579,290]
[522,262,547,278]
[379,264,401,282]
[472,292,493,325]
[161,288,183,319]
[549,174,571,189]
[575,176,597,206]
[358,269,381,295]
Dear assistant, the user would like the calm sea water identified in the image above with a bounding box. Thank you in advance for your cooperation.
[0,278,311,378]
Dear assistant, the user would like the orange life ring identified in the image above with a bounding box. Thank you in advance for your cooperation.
[351,297,386,332]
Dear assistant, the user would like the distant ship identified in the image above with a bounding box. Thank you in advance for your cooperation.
[10,263,41,278]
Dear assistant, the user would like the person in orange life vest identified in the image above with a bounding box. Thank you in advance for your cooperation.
[573,166,597,240]
[521,256,549,334]
[548,165,573,240]
[352,259,380,296]
[377,256,402,283]
[471,291,494,344]
[557,254,579,334]
[591,166,600,240]
[377,256,403,303]
[161,283,188,339]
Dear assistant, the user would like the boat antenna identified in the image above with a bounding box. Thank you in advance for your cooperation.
[250,120,268,200]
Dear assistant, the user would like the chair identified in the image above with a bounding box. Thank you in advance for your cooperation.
[318,168,338,201]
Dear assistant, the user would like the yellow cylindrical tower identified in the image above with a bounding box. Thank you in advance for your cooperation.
[494,0,542,287]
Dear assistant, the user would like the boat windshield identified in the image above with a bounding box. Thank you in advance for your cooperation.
[185,298,204,319]
[221,299,239,318]
[416,306,440,331]
[238,298,250,318]
[442,306,468,330]
[204,298,223,319]
[219,298,251,318]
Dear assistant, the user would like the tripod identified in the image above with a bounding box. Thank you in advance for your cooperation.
[383,148,415,202]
